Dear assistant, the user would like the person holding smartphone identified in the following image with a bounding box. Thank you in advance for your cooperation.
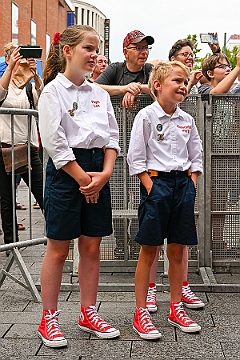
[0,42,43,249]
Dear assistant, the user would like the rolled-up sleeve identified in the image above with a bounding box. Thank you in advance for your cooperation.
[38,91,75,170]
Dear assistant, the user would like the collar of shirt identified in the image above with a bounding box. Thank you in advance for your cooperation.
[56,73,93,91]
[152,100,186,121]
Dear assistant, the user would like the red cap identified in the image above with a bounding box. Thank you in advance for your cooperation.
[123,30,154,49]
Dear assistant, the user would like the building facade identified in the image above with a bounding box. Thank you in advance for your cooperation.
[71,1,107,55]
[226,34,240,51]
[0,0,74,65]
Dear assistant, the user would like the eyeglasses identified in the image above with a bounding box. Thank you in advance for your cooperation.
[177,52,194,59]
[212,64,232,70]
[126,46,152,52]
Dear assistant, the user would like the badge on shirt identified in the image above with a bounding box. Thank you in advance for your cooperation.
[156,123,163,132]
[68,102,78,117]
[157,133,164,141]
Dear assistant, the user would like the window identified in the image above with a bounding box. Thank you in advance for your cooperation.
[75,7,78,23]
[31,20,36,46]
[87,10,89,25]
[12,2,18,44]
[81,9,84,24]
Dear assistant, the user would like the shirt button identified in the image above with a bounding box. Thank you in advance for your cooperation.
[173,155,176,160]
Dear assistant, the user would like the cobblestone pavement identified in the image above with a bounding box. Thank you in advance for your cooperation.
[0,182,239,359]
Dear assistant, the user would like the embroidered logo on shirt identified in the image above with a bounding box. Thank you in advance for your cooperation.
[91,100,100,108]
[177,125,192,134]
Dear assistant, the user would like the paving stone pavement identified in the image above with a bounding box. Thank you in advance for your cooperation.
[0,182,240,359]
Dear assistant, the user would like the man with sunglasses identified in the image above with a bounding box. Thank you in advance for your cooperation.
[95,30,154,108]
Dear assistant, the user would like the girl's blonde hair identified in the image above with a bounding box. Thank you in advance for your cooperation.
[43,25,99,85]
[148,60,190,96]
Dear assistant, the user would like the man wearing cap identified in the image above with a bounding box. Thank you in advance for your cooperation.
[95,30,154,108]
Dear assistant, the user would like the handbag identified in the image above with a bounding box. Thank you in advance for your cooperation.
[1,144,29,175]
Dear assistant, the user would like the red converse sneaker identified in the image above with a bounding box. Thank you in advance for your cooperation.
[146,285,157,313]
[168,302,201,333]
[133,307,162,340]
[38,310,67,348]
[182,282,205,309]
[78,305,120,339]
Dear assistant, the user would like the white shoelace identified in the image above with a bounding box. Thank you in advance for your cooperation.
[182,285,199,301]
[146,286,157,303]
[173,303,194,325]
[85,306,111,330]
[139,308,156,331]
[44,310,63,338]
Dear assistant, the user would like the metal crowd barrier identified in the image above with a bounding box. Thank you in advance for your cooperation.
[0,108,46,301]
[0,94,239,299]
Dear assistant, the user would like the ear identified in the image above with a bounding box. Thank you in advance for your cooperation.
[207,69,214,79]
[63,45,72,59]
[153,79,161,92]
[123,49,127,59]
[170,56,175,61]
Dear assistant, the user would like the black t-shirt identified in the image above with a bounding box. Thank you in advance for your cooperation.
[95,61,153,86]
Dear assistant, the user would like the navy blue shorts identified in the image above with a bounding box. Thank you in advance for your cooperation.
[135,171,198,246]
[43,148,112,240]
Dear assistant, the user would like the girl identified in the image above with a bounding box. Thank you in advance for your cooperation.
[38,25,120,348]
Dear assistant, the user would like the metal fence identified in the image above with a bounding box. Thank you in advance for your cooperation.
[99,94,240,275]
[0,95,239,299]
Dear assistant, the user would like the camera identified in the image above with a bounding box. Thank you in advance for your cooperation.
[200,33,218,44]
[20,45,42,59]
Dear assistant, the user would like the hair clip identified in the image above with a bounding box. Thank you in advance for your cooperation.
[53,32,61,45]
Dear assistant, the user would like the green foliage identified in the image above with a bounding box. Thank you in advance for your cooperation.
[187,34,240,70]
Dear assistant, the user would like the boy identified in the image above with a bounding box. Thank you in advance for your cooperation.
[199,52,240,94]
[127,61,203,340]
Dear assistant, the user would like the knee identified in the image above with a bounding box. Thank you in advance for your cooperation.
[167,245,183,263]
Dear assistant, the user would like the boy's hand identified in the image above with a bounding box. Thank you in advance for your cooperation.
[80,171,109,198]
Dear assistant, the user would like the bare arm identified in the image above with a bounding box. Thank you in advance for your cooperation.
[137,171,153,195]
[0,47,22,90]
[210,52,240,94]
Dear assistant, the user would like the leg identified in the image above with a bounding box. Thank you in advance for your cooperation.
[0,153,18,244]
[167,243,184,302]
[21,148,43,210]
[40,239,70,310]
[167,243,201,333]
[146,245,162,313]
[133,244,162,340]
[182,245,188,282]
[78,235,120,339]
[135,245,157,309]
[38,238,70,348]
[78,235,101,307]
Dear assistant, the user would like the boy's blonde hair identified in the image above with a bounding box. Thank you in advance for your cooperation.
[148,60,190,96]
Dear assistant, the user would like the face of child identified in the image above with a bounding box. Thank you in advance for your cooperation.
[171,46,194,70]
[155,66,188,114]
[208,60,232,83]
[65,32,100,84]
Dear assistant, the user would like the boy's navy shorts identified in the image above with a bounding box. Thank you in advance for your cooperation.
[44,148,112,240]
[135,171,198,247]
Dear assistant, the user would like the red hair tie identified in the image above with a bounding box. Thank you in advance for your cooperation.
[53,32,61,45]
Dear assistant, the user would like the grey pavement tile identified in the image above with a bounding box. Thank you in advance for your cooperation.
[0,339,41,359]
[221,341,240,359]
[131,339,225,359]
[38,339,132,359]
[0,323,11,337]
[206,293,240,314]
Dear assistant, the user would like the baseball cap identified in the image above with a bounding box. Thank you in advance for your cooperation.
[123,30,154,49]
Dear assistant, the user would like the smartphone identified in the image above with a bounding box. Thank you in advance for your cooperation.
[200,33,218,44]
[20,46,42,59]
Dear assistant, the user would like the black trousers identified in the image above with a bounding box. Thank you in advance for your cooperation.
[0,148,43,244]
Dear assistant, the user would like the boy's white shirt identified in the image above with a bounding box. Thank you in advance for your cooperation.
[127,100,203,176]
